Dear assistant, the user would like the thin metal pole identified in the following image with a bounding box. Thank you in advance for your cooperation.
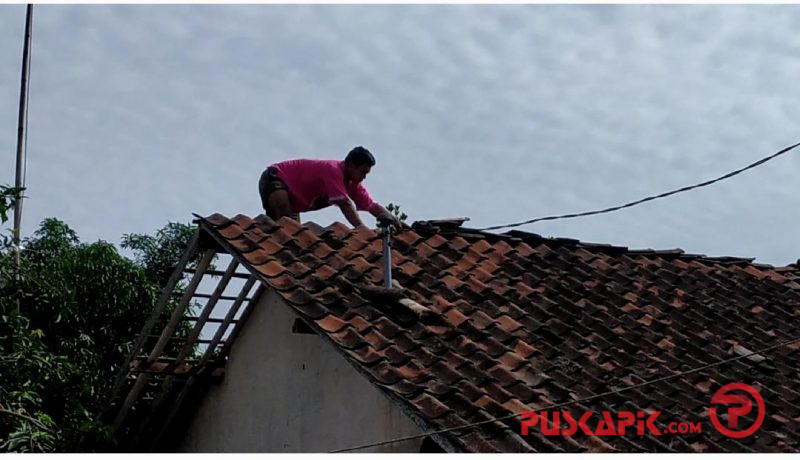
[14,4,33,266]
[380,223,393,288]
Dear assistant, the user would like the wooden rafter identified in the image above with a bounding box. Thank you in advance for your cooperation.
[107,222,275,451]
[107,230,200,408]
[112,249,215,430]
[129,258,242,444]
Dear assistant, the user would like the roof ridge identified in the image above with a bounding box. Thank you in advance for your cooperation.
[195,213,798,271]
[411,219,795,270]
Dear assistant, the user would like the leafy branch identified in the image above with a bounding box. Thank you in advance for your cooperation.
[0,185,24,224]
[386,203,407,222]
[0,404,57,435]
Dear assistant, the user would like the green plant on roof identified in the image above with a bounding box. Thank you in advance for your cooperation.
[386,203,407,222]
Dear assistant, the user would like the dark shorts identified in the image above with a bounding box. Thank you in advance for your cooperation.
[258,167,299,221]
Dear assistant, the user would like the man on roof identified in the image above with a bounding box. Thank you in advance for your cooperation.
[259,146,404,229]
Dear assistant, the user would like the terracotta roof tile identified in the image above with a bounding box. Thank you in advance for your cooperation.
[242,226,270,246]
[196,214,800,453]
[204,212,231,227]
[254,260,285,278]
[293,228,322,249]
[411,393,453,419]
[274,216,302,235]
[328,326,362,349]
[227,235,258,254]
[324,221,352,238]
[281,287,314,306]
[347,345,385,365]
[367,361,403,385]
[290,298,328,320]
[379,379,423,398]
[362,329,391,351]
[345,314,372,333]
[424,234,449,249]
[316,314,347,333]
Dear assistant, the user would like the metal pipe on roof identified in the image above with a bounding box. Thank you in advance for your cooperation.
[382,228,392,288]
[378,218,394,288]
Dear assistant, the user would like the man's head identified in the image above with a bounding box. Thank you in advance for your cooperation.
[343,146,375,183]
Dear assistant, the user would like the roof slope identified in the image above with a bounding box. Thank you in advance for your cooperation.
[197,213,800,453]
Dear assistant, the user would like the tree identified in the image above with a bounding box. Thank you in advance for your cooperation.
[0,185,23,247]
[121,222,199,286]
[0,185,65,451]
[0,184,199,452]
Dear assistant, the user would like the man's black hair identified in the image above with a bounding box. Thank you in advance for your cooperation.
[345,146,376,167]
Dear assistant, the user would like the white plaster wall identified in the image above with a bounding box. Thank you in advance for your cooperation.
[178,287,424,452]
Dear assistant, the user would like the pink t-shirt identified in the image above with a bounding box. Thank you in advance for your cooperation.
[270,159,375,213]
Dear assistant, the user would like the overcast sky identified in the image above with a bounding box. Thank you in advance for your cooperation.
[1,4,799,266]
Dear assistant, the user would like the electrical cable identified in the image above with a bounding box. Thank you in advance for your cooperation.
[480,140,800,231]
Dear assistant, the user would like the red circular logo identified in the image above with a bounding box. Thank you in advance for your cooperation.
[709,383,765,438]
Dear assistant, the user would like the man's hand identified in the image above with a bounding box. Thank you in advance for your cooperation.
[389,215,407,230]
[341,201,408,230]
[394,214,410,229]
[370,204,405,229]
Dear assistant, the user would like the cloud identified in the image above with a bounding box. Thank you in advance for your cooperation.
[0,5,798,264]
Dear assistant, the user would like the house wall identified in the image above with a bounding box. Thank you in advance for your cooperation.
[177,288,424,453]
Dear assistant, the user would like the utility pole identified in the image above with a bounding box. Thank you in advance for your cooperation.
[14,4,33,269]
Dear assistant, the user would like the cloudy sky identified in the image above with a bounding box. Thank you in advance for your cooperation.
[0,4,798,265]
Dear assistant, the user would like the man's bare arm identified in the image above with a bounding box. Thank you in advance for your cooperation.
[337,200,366,228]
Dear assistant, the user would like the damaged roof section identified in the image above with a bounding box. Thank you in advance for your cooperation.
[105,228,266,450]
[192,213,800,453]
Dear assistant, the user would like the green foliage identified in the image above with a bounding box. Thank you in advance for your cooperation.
[0,191,200,452]
[1,219,157,451]
[121,222,200,286]
[0,185,23,247]
[0,409,58,453]
[0,310,68,452]
[386,203,408,222]
[0,185,22,224]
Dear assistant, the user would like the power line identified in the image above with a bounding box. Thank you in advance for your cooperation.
[480,140,800,231]
[331,334,800,453]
